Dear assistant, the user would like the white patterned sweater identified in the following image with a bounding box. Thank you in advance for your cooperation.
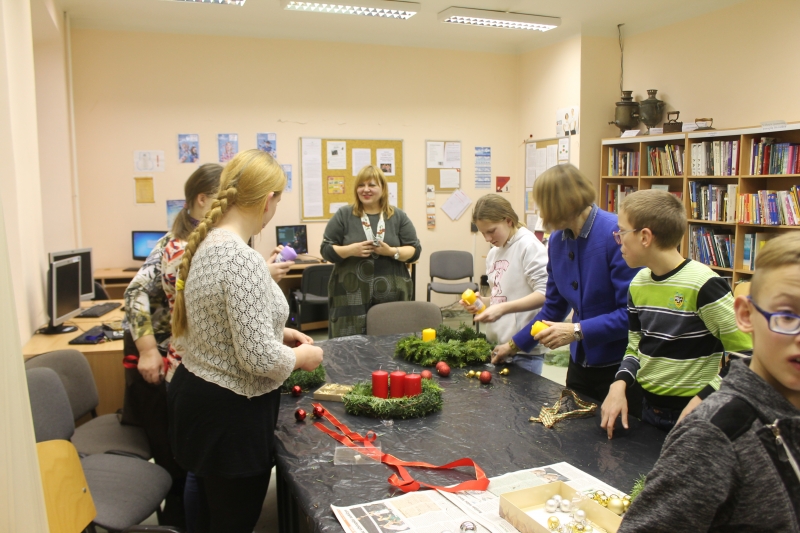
[179,228,296,398]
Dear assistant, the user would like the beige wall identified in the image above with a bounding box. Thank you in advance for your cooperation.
[0,0,50,528]
[624,0,800,129]
[71,30,521,301]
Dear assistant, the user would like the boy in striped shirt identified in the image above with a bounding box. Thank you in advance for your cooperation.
[601,189,752,438]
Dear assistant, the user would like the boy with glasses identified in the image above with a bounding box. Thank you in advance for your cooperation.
[601,189,752,438]
[619,232,800,532]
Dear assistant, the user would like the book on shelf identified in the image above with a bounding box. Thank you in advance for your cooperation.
[736,186,800,225]
[607,147,640,176]
[691,140,739,176]
[689,225,734,269]
[646,145,683,176]
[689,182,731,222]
[605,183,637,214]
[750,137,800,175]
[743,233,779,270]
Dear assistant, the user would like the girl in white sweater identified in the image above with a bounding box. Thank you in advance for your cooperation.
[462,194,549,373]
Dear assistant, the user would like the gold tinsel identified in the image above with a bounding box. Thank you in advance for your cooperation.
[530,389,597,428]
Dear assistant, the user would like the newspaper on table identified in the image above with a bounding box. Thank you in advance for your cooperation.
[332,462,624,533]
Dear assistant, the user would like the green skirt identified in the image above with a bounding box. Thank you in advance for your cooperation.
[327,256,413,338]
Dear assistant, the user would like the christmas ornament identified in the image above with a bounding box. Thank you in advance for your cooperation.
[530,389,597,428]
[547,516,560,531]
[552,495,562,504]
[467,370,476,378]
[598,495,608,507]
[622,500,631,512]
[312,405,326,419]
[479,371,492,384]
[499,368,510,376]
[574,510,586,522]
[460,521,477,532]
[420,369,433,380]
[437,363,451,377]
[294,408,306,421]
[545,499,558,513]
[607,496,624,515]
[559,499,571,513]
[291,385,302,397]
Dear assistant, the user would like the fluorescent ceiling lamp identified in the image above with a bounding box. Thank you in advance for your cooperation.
[280,0,419,19]
[438,7,560,31]
[166,0,246,5]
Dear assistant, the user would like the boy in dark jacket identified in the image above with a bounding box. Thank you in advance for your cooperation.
[619,232,800,533]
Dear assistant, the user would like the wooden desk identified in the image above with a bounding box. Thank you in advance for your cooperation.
[23,300,126,417]
[94,268,136,299]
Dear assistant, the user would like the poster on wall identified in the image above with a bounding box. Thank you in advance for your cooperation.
[556,106,580,137]
[376,148,395,176]
[327,141,347,170]
[475,146,491,189]
[257,133,277,158]
[496,176,510,193]
[134,151,165,172]
[178,135,199,163]
[166,199,184,229]
[134,177,155,204]
[218,134,238,163]
[282,164,292,192]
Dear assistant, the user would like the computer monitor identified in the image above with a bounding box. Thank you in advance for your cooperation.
[275,225,308,255]
[132,231,168,261]
[44,256,82,334]
[49,248,93,301]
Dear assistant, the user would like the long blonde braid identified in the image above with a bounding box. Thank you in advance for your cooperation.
[171,149,286,338]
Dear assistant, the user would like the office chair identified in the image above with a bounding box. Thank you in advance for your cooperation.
[427,251,478,302]
[292,264,334,331]
[366,301,443,336]
[26,368,174,533]
[25,349,151,459]
[93,281,110,301]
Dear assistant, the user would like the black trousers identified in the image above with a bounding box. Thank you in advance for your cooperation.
[194,472,271,533]
[566,358,643,419]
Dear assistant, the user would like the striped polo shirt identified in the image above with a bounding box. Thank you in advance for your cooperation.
[616,259,752,410]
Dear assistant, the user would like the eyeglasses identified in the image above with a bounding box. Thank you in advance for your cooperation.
[612,228,639,245]
[748,296,800,335]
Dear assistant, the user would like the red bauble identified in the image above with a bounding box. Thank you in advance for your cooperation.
[295,408,307,421]
[291,385,302,397]
[479,371,492,384]
[312,405,326,418]
[435,361,447,371]
[420,369,433,380]
[437,363,451,377]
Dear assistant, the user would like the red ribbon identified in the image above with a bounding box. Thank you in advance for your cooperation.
[312,403,489,493]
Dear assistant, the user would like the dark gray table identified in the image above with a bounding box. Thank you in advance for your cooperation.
[274,335,665,533]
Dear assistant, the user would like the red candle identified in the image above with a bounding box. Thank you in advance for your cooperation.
[404,373,422,397]
[390,370,406,398]
[372,369,389,399]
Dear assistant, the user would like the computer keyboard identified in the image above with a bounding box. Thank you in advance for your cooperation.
[294,259,321,264]
[78,302,122,318]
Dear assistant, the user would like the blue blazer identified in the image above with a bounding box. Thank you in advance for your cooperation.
[512,209,640,367]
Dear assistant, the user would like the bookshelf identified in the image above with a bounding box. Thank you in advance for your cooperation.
[599,122,800,286]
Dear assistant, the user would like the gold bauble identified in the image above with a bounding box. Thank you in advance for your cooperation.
[468,370,476,378]
[622,495,631,502]
[499,368,509,375]
[547,516,560,531]
[598,495,608,507]
[607,496,624,516]
[572,524,585,533]
[594,490,605,498]
[622,500,631,512]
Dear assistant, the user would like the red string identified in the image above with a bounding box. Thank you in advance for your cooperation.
[312,403,489,493]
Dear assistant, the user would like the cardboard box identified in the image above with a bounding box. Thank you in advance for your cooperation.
[313,383,353,402]
[499,481,622,533]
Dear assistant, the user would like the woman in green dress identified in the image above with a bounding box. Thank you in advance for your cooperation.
[321,165,421,338]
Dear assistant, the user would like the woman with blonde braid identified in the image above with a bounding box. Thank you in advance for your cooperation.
[168,150,323,533]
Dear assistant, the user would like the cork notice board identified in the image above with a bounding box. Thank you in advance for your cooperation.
[426,140,462,192]
[300,138,403,222]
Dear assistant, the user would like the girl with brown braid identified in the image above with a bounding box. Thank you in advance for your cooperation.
[168,150,323,533]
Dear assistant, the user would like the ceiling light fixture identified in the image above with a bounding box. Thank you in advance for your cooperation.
[280,0,420,19]
[167,0,247,5]
[438,7,560,31]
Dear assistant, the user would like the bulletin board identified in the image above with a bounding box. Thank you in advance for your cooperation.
[524,137,563,215]
[300,138,403,222]
[425,140,462,192]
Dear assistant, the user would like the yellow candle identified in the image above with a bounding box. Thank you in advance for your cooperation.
[530,321,548,337]
[422,328,436,342]
[461,289,485,313]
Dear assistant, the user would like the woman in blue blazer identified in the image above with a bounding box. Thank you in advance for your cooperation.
[492,164,641,407]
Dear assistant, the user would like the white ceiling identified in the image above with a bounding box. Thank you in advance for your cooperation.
[57,0,746,55]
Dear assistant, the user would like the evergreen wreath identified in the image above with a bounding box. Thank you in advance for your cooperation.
[342,379,443,419]
[281,365,326,392]
[394,323,493,368]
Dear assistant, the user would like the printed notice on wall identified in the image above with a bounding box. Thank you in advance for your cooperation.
[327,141,347,170]
[352,148,371,176]
[376,148,395,176]
[281,164,292,193]
[134,177,155,204]
[475,146,491,189]
[301,138,323,218]
[427,141,445,168]
[134,151,165,172]
[443,142,461,169]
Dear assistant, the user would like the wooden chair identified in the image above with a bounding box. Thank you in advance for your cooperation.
[37,440,96,533]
